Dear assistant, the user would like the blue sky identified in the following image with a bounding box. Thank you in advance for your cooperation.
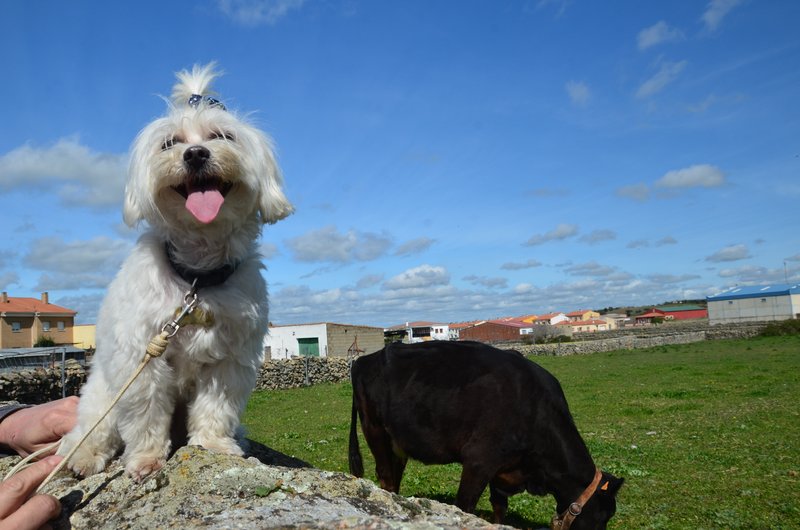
[1,0,799,327]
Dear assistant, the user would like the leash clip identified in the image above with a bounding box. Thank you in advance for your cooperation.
[162,280,199,338]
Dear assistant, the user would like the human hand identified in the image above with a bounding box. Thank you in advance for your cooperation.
[0,455,62,530]
[0,397,78,458]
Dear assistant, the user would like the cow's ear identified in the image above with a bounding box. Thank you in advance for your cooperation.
[602,477,624,496]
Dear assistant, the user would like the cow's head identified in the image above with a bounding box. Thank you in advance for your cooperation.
[551,471,624,530]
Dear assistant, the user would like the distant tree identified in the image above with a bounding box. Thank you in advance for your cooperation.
[34,336,56,347]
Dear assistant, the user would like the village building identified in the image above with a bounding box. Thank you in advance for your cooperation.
[707,284,800,324]
[384,321,450,343]
[458,319,530,342]
[0,292,77,348]
[600,313,627,329]
[265,322,385,360]
[531,312,569,326]
[446,321,478,341]
[565,309,601,322]
[635,305,708,324]
[556,319,610,333]
[73,324,97,350]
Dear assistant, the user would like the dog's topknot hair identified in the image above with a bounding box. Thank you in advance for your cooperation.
[171,62,223,107]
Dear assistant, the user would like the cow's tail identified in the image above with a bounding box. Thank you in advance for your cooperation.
[348,391,365,477]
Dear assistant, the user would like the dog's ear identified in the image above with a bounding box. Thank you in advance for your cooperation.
[255,135,294,224]
[123,184,143,227]
[123,131,150,226]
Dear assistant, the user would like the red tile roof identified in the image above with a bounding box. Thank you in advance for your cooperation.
[486,319,530,328]
[566,309,594,317]
[1,297,77,316]
[636,312,664,319]
[385,321,447,330]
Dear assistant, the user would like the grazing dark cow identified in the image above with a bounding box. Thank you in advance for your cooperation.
[349,340,623,529]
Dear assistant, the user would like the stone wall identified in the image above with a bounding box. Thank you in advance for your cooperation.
[256,357,351,390]
[570,320,766,342]
[512,321,768,356]
[0,357,352,403]
[0,359,85,404]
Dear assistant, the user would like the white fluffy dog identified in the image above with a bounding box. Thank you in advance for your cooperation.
[58,64,292,480]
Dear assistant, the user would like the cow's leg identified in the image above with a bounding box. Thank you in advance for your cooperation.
[363,423,405,493]
[456,463,492,514]
[390,450,408,491]
[489,481,509,523]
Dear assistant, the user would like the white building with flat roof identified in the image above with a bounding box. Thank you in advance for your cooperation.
[707,284,800,324]
[264,322,385,359]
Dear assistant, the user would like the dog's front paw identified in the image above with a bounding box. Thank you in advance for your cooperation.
[190,435,244,456]
[62,444,112,477]
[124,455,166,482]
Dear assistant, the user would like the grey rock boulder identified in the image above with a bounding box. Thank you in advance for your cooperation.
[1,442,510,529]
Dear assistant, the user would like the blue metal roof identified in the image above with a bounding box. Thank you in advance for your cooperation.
[707,284,800,301]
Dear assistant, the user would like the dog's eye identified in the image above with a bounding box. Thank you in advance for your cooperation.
[210,131,235,142]
[161,137,176,151]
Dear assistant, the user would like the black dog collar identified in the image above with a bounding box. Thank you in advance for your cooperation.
[165,243,238,290]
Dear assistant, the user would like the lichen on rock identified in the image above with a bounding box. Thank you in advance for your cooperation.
[0,441,508,529]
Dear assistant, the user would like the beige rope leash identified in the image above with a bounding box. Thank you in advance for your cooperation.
[5,284,201,493]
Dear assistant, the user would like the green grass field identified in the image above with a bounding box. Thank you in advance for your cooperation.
[242,335,800,529]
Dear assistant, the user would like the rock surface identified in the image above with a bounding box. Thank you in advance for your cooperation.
[0,442,509,530]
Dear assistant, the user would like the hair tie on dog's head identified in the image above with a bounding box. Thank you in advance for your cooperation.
[187,94,226,111]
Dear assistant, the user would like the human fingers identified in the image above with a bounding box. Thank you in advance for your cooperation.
[14,398,80,457]
[0,493,61,530]
[47,397,79,437]
[0,456,61,518]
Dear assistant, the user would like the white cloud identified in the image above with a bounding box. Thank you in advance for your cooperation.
[285,225,392,263]
[383,264,450,291]
[627,239,649,249]
[635,60,687,99]
[395,237,435,257]
[564,261,619,278]
[268,263,717,328]
[355,274,383,290]
[717,264,797,284]
[655,164,725,189]
[23,236,131,275]
[524,223,579,246]
[687,94,719,113]
[786,254,800,262]
[463,275,508,290]
[646,273,701,284]
[565,81,591,107]
[616,183,650,202]
[705,244,751,263]
[579,229,616,245]
[655,236,678,247]
[0,272,20,289]
[217,0,305,26]
[34,272,114,291]
[702,0,742,31]
[0,137,127,208]
[535,0,571,17]
[0,250,15,269]
[54,293,105,324]
[259,242,279,260]
[637,21,684,50]
[501,259,542,271]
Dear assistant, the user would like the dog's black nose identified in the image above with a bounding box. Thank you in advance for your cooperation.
[183,145,211,170]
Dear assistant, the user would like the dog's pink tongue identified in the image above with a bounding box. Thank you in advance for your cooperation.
[185,190,225,224]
